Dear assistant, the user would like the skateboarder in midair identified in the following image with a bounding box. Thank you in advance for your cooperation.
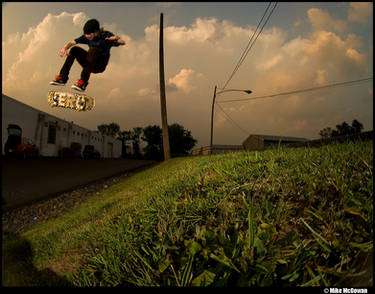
[50,19,126,91]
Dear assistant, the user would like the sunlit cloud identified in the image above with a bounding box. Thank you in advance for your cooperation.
[2,4,372,146]
[167,68,203,93]
[308,8,347,33]
[348,2,373,24]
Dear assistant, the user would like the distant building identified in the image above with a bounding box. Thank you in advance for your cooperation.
[2,94,122,158]
[190,144,243,156]
[242,134,308,151]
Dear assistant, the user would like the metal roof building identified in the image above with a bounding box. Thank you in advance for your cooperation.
[190,144,243,156]
[242,134,308,151]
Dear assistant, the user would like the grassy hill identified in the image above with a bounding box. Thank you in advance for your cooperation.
[3,140,373,286]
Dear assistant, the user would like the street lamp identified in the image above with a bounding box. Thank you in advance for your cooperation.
[216,88,253,95]
[210,86,252,153]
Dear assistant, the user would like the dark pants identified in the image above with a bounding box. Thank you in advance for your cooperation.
[60,46,108,83]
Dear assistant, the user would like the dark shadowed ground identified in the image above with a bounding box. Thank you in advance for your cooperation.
[2,157,155,211]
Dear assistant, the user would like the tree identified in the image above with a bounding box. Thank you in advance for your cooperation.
[168,123,197,156]
[97,124,108,136]
[142,125,163,161]
[319,119,364,138]
[131,127,143,158]
[118,130,132,158]
[352,119,363,133]
[319,127,333,139]
[335,121,353,136]
[108,123,120,136]
[97,123,120,137]
[142,123,197,160]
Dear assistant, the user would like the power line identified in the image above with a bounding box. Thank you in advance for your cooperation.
[214,76,373,138]
[217,77,373,103]
[222,2,272,90]
[222,2,278,90]
[215,103,249,135]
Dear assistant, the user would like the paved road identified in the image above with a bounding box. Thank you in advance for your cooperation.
[2,157,155,211]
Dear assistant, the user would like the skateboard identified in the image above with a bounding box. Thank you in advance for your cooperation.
[47,91,95,111]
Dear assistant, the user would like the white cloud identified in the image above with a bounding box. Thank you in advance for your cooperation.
[2,5,372,146]
[292,119,308,131]
[348,2,373,24]
[155,2,181,8]
[72,12,88,26]
[315,69,328,85]
[293,19,301,28]
[166,18,219,44]
[345,33,363,49]
[138,88,156,97]
[137,88,159,102]
[106,88,121,100]
[3,12,86,91]
[167,68,203,93]
[214,111,226,128]
[307,8,347,33]
[256,54,282,71]
[301,30,367,78]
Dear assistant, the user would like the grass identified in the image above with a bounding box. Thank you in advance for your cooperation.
[2,140,373,287]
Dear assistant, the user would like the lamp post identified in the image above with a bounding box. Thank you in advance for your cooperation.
[210,86,218,150]
[210,86,252,154]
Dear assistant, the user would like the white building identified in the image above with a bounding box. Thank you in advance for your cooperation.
[2,94,122,158]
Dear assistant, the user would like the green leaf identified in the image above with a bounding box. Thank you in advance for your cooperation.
[158,257,171,273]
[248,201,255,247]
[191,270,216,286]
[209,253,241,273]
[181,255,194,287]
[300,218,332,253]
[189,241,202,256]
[306,209,324,222]
[254,236,266,256]
[281,270,299,282]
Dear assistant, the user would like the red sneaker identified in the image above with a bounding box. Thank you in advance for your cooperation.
[71,79,88,92]
[50,74,68,85]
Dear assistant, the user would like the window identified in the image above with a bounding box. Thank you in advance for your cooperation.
[24,138,36,146]
[48,124,56,144]
[8,128,21,136]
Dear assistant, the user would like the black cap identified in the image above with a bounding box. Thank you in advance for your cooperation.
[83,19,100,34]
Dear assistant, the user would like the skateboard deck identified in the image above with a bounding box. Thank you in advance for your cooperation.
[47,91,95,111]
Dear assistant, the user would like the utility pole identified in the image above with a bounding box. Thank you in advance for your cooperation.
[210,85,217,154]
[159,13,171,160]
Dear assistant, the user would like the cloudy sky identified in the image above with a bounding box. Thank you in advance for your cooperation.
[2,2,373,147]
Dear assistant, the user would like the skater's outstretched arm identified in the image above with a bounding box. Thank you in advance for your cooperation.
[105,35,126,46]
[58,40,77,57]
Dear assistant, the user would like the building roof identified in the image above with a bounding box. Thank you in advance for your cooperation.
[246,134,308,142]
[211,144,243,149]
